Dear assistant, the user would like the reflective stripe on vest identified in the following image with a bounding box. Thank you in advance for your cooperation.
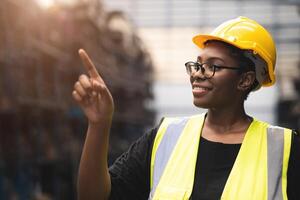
[149,115,292,200]
[151,117,190,196]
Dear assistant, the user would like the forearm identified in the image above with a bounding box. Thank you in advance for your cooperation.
[77,121,112,200]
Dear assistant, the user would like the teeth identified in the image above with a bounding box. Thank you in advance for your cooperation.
[194,87,208,91]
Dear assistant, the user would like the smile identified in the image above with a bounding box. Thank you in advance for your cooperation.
[192,85,211,96]
[193,86,209,91]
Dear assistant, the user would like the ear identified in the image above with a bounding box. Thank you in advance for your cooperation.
[237,71,256,91]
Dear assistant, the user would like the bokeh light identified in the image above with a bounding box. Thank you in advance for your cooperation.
[35,0,55,9]
[35,0,77,9]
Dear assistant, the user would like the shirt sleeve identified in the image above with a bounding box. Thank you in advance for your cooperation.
[108,125,158,200]
[287,130,300,200]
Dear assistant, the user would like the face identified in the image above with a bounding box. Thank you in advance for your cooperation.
[190,41,243,109]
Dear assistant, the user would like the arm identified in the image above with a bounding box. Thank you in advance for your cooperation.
[73,49,114,200]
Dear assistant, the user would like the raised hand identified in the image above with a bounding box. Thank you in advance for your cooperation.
[72,49,114,124]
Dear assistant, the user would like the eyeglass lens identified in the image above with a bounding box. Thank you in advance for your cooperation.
[186,62,214,78]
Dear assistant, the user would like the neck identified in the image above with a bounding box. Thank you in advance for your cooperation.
[205,103,251,134]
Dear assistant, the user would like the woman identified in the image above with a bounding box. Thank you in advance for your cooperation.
[73,16,299,200]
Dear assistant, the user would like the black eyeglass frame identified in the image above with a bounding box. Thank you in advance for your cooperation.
[185,61,242,79]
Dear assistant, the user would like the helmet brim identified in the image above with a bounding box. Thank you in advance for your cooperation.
[193,34,244,50]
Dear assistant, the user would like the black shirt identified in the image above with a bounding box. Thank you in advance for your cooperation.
[109,124,300,200]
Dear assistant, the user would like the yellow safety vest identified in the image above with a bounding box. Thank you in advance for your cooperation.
[149,114,292,200]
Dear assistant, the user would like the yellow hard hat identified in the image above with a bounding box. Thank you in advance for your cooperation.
[193,16,276,87]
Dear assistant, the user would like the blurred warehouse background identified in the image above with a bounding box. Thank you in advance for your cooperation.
[103,0,300,124]
[0,0,299,199]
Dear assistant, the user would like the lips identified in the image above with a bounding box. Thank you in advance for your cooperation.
[192,84,212,96]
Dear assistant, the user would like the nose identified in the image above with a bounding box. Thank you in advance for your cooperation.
[192,68,206,80]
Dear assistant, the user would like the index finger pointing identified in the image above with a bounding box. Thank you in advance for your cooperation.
[78,49,100,79]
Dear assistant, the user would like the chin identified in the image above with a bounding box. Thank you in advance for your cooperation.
[193,99,211,109]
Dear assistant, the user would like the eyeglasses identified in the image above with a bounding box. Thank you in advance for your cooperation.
[185,61,241,79]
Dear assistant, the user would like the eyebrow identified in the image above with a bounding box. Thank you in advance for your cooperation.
[197,56,225,63]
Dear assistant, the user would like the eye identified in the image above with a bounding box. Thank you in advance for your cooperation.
[193,63,200,71]
[205,64,215,72]
[211,64,221,71]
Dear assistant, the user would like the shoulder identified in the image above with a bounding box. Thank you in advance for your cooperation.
[109,118,166,170]
[292,129,300,137]
[108,120,164,199]
[287,130,300,199]
[288,130,300,167]
[160,114,205,124]
[291,130,300,151]
[253,119,297,137]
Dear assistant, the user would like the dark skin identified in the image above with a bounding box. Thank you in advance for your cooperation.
[73,49,113,200]
[74,42,257,199]
[190,41,256,144]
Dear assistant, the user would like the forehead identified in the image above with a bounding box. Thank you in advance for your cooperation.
[197,41,237,63]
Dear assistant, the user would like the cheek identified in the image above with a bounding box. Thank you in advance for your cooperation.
[213,76,240,98]
[190,73,241,108]
[217,77,236,89]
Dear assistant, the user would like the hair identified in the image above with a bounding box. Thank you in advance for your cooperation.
[204,40,259,100]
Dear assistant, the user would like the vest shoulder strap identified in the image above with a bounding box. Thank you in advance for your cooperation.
[150,114,205,199]
[221,120,292,200]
